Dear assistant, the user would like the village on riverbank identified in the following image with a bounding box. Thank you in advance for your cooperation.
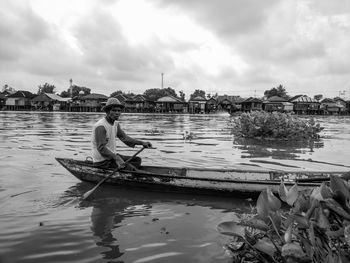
[1,80,350,115]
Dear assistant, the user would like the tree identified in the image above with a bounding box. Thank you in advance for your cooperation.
[179,90,186,101]
[60,90,70,98]
[37,83,56,94]
[110,90,124,97]
[189,89,206,100]
[264,84,289,99]
[164,87,177,97]
[2,84,16,94]
[143,87,178,101]
[314,94,323,101]
[60,85,91,97]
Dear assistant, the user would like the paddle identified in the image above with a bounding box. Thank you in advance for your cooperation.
[82,147,147,200]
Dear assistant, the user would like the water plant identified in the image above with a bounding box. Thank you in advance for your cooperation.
[232,111,324,140]
[218,174,350,262]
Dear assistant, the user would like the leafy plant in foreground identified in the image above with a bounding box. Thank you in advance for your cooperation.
[218,174,350,262]
[232,111,324,140]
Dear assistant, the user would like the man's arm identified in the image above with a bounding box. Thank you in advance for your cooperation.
[116,123,152,148]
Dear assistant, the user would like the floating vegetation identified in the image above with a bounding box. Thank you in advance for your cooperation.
[144,128,165,135]
[218,174,350,262]
[183,131,197,141]
[232,112,324,141]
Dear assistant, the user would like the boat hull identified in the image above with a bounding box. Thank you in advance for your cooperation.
[56,158,347,196]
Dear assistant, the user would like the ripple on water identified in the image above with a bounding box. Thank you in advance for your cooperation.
[1,112,350,263]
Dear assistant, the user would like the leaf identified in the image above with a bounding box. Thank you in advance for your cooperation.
[311,186,324,201]
[284,224,293,243]
[326,228,344,238]
[291,214,309,229]
[308,222,316,247]
[279,181,288,203]
[286,183,298,206]
[281,242,306,258]
[217,221,246,237]
[320,182,333,199]
[293,190,311,213]
[300,236,313,259]
[269,211,282,233]
[305,198,319,220]
[253,238,277,257]
[257,189,281,220]
[332,190,350,213]
[325,252,342,263]
[323,199,350,221]
[344,224,350,246]
[267,188,282,211]
[330,175,350,199]
[315,207,330,229]
[257,190,270,219]
[243,217,269,231]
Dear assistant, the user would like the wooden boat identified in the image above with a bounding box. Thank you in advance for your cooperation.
[56,158,348,196]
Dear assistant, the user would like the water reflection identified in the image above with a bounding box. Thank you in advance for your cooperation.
[62,183,251,262]
[233,138,324,159]
[1,112,350,262]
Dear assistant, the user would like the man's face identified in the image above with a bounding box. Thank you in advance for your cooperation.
[107,106,123,121]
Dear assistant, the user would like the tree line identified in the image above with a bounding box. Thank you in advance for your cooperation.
[3,82,323,101]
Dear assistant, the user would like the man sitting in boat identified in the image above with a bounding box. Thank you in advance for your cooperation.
[91,97,152,170]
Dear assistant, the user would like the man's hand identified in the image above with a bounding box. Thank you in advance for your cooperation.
[141,141,152,148]
[114,154,126,169]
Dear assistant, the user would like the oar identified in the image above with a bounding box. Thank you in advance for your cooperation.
[82,147,146,200]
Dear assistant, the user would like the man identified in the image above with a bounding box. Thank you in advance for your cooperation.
[91,97,152,169]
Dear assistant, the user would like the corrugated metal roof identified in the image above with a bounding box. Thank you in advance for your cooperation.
[190,96,207,101]
[290,95,318,103]
[32,93,66,102]
[266,96,287,102]
[81,93,108,100]
[45,93,67,102]
[157,95,183,103]
[243,97,263,103]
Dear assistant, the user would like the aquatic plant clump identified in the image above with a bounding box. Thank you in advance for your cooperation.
[232,111,324,140]
[218,174,350,263]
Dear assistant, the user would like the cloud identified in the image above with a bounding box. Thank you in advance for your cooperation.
[0,0,350,99]
[154,0,279,37]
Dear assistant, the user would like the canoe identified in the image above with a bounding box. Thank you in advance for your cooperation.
[56,158,348,197]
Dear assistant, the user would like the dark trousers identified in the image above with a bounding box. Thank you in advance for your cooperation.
[93,154,141,169]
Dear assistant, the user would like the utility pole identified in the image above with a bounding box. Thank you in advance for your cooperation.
[69,78,73,97]
[161,73,164,89]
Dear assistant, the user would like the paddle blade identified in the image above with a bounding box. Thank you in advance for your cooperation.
[82,189,94,200]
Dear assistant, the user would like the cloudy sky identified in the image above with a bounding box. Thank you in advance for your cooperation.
[1,0,350,99]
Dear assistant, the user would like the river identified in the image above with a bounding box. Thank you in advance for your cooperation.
[0,111,349,263]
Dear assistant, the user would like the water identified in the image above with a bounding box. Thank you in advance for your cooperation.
[1,112,350,263]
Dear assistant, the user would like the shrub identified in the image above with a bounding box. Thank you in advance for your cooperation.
[232,111,324,140]
[218,174,350,262]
